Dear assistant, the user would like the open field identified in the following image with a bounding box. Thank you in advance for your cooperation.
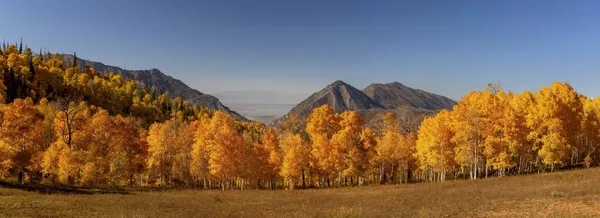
[1,169,600,217]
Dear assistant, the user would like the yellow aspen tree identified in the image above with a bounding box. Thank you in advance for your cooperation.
[207,111,245,188]
[416,110,456,181]
[483,91,514,177]
[190,114,213,187]
[581,97,600,167]
[405,132,418,183]
[504,91,535,174]
[533,82,583,170]
[81,109,113,186]
[147,118,195,185]
[335,111,366,185]
[376,112,407,184]
[146,121,171,185]
[306,104,341,139]
[360,127,378,183]
[280,133,310,189]
[451,91,492,179]
[260,128,282,188]
[306,104,341,187]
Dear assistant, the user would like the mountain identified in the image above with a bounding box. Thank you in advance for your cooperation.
[62,55,249,121]
[362,81,456,111]
[273,80,385,124]
[274,80,456,133]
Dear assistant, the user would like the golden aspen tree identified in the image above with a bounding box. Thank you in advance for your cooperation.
[206,111,245,189]
[306,104,341,187]
[580,97,600,168]
[306,104,341,139]
[146,121,172,185]
[0,98,44,184]
[504,91,535,174]
[190,114,212,187]
[451,91,492,179]
[533,82,583,170]
[376,112,407,183]
[482,91,513,177]
[405,132,418,183]
[360,127,378,184]
[336,111,366,185]
[320,111,364,186]
[147,118,195,185]
[280,133,310,189]
[416,110,456,181]
[260,128,282,188]
[109,115,148,185]
[81,109,113,186]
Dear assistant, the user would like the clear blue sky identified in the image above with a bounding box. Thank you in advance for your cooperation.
[2,0,600,101]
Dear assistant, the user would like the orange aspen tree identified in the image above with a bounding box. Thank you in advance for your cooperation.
[306,104,341,187]
[0,98,44,184]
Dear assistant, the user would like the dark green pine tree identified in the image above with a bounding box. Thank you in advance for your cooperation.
[18,38,23,54]
[73,52,77,68]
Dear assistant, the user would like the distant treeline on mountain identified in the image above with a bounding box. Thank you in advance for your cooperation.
[61,54,248,121]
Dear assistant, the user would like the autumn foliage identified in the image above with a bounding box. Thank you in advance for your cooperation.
[0,43,598,189]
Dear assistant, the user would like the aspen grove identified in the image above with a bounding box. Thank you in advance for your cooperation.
[0,43,599,189]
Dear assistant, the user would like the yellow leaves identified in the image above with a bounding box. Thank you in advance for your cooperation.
[7,53,20,70]
[280,133,309,183]
[262,128,282,175]
[416,110,456,173]
[532,82,583,166]
[306,104,341,139]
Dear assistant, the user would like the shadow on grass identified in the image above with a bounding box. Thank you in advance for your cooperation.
[0,180,131,195]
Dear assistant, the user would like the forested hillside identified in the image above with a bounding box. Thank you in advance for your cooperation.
[61,54,248,121]
[0,43,598,190]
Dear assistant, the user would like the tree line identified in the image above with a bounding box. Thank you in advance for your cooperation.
[0,43,598,189]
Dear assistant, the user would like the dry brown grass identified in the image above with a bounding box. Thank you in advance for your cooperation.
[1,168,600,217]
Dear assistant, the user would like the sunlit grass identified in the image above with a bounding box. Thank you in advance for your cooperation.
[1,168,600,217]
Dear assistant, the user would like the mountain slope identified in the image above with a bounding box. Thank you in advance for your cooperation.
[362,81,456,111]
[62,55,248,121]
[273,80,385,125]
[274,80,384,123]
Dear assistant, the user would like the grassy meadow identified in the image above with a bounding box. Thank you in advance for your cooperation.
[1,168,600,217]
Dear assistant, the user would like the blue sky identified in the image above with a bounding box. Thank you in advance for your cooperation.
[2,0,600,101]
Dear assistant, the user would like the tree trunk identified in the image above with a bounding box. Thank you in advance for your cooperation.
[301,168,306,189]
[390,166,395,183]
[379,164,385,184]
[18,166,24,186]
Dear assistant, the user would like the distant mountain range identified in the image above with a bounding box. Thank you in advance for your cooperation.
[274,80,457,132]
[62,55,248,121]
[363,82,456,111]
[60,54,455,128]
